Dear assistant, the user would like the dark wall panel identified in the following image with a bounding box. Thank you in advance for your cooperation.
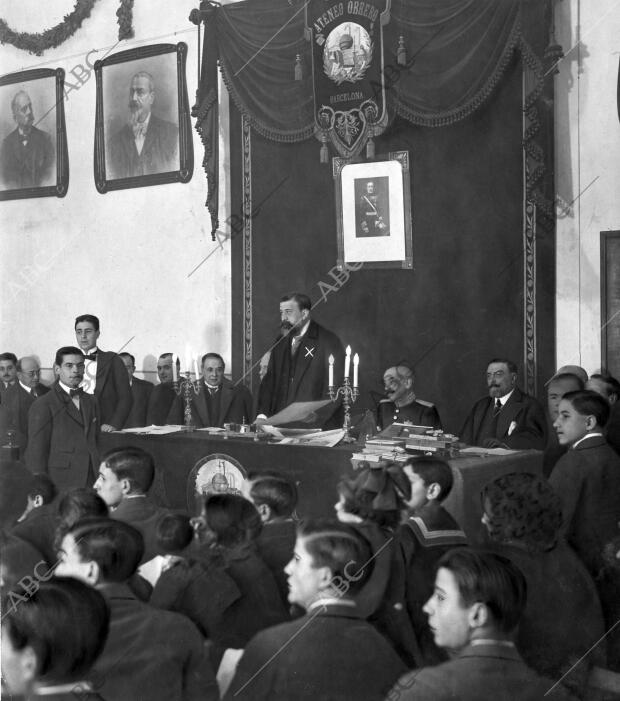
[232,56,553,434]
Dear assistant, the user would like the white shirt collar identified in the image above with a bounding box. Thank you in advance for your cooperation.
[294,320,311,338]
[572,432,604,449]
[58,380,75,395]
[496,388,515,406]
[19,380,32,393]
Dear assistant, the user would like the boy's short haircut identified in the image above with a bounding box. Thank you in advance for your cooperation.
[67,517,144,583]
[101,446,155,494]
[28,473,57,505]
[437,548,527,634]
[297,519,373,596]
[404,457,454,502]
[156,512,194,554]
[249,473,298,518]
[561,389,610,428]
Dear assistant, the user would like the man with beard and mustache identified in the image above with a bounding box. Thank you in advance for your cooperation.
[460,358,546,450]
[256,292,344,421]
[0,90,54,189]
[107,71,178,179]
[377,364,442,430]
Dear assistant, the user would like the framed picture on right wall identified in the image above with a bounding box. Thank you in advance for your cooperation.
[601,230,620,377]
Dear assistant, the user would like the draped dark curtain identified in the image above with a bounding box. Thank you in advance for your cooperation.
[194,0,551,233]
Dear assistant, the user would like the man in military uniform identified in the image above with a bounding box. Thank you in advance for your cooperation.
[377,364,442,430]
[358,180,389,236]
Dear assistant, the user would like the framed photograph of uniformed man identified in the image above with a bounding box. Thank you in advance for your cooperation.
[0,68,68,201]
[94,42,193,193]
[333,151,413,269]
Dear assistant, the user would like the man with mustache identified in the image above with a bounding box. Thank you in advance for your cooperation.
[0,89,54,189]
[107,71,178,179]
[459,358,546,450]
[378,363,442,430]
[256,292,344,421]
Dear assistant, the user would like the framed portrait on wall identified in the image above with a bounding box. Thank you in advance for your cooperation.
[333,151,413,269]
[93,42,193,193]
[0,68,69,202]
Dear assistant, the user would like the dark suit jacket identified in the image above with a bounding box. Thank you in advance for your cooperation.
[256,519,296,606]
[11,503,59,566]
[167,378,253,428]
[110,496,168,563]
[146,382,176,425]
[124,376,153,428]
[0,126,54,189]
[549,435,620,576]
[25,383,100,492]
[377,397,442,431]
[93,582,218,701]
[0,382,34,450]
[460,386,547,449]
[257,320,344,417]
[225,602,406,700]
[31,382,50,397]
[107,115,179,179]
[392,642,577,700]
[92,350,132,429]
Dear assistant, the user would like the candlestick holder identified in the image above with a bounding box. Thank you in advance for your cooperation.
[173,372,200,431]
[329,377,359,443]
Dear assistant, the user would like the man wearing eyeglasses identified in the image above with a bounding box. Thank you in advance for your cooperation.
[17,356,50,397]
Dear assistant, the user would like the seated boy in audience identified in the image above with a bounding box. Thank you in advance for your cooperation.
[398,457,468,665]
[1,577,110,700]
[243,471,297,605]
[390,549,578,700]
[11,472,59,566]
[55,517,219,701]
[225,519,406,700]
[551,389,620,669]
[94,446,168,563]
[149,512,241,638]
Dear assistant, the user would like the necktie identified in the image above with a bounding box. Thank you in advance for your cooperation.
[291,335,302,355]
[70,388,84,398]
[493,398,502,417]
[83,353,97,361]
[133,122,147,138]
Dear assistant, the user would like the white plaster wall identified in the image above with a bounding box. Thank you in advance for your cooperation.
[555,0,620,373]
[0,0,231,382]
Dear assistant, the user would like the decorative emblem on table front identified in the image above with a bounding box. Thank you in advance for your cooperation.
[186,453,247,511]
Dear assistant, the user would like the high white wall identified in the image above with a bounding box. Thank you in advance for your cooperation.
[0,0,231,381]
[555,0,620,373]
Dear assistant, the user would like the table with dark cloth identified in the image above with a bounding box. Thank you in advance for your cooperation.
[99,432,542,545]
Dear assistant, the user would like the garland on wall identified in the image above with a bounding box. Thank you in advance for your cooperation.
[0,0,134,56]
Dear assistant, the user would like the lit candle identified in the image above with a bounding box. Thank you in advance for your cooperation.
[194,357,200,383]
[185,344,192,374]
[172,354,178,382]
[353,353,359,388]
[328,354,334,387]
[344,345,351,378]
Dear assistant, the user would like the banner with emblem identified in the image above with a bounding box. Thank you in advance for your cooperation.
[305,0,391,160]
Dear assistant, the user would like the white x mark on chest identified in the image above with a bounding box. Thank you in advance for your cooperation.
[304,346,315,358]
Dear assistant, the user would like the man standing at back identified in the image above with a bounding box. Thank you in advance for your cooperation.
[75,314,132,432]
[120,352,153,428]
[460,358,546,450]
[256,292,344,420]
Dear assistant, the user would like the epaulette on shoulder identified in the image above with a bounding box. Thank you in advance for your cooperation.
[378,398,392,405]
[416,398,435,408]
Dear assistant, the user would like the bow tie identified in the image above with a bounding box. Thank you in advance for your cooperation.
[83,353,97,361]
[69,388,84,397]
[133,122,148,138]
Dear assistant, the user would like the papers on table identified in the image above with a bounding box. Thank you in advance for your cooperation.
[117,425,185,435]
[459,446,519,456]
[267,399,337,427]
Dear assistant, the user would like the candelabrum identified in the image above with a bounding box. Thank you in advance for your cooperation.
[173,372,200,431]
[329,377,359,443]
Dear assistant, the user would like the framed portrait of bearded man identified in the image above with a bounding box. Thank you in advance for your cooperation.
[94,42,193,193]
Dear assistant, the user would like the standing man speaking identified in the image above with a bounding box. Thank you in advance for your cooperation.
[256,292,344,420]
